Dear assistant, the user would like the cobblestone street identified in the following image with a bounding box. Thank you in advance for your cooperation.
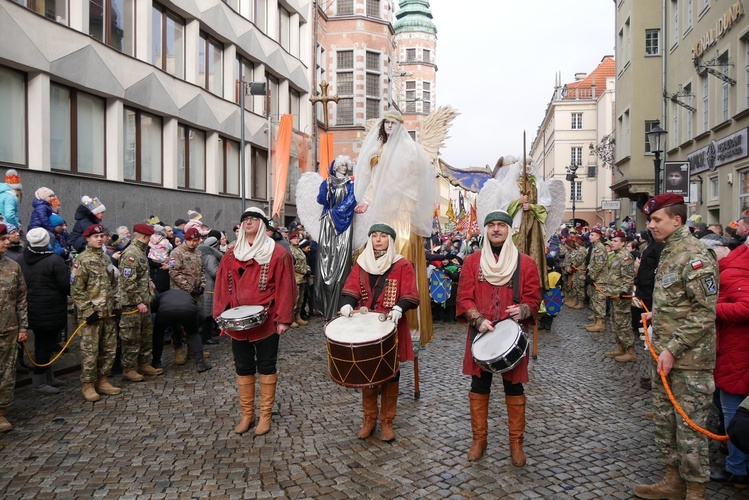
[1,307,746,499]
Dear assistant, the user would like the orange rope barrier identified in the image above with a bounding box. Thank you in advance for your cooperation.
[639,302,729,442]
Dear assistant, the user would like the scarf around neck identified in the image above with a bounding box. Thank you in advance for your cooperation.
[233,225,275,264]
[356,234,402,275]
[479,225,518,286]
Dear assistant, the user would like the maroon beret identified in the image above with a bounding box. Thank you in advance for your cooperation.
[184,227,201,241]
[590,228,602,236]
[83,224,105,237]
[611,230,627,239]
[0,223,6,237]
[290,230,301,240]
[133,223,155,236]
[642,193,684,215]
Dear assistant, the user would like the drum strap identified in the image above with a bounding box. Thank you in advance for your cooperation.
[368,267,394,310]
[512,253,521,305]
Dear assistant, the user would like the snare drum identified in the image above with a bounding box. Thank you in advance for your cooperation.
[217,305,267,331]
[471,319,529,374]
[324,312,398,388]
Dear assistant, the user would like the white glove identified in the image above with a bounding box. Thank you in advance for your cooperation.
[340,304,353,317]
[390,305,403,324]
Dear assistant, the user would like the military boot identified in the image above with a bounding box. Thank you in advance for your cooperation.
[585,318,606,332]
[357,388,379,439]
[604,342,625,358]
[685,482,707,500]
[139,363,164,376]
[587,314,596,322]
[0,407,13,432]
[123,368,145,382]
[615,347,637,363]
[633,465,686,499]
[570,298,584,309]
[95,376,122,395]
[467,392,490,461]
[82,383,101,402]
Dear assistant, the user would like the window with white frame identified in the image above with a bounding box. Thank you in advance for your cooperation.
[422,49,431,63]
[672,100,679,148]
[290,88,300,129]
[625,18,631,63]
[571,112,582,130]
[152,4,184,78]
[644,120,659,153]
[199,32,223,96]
[337,0,353,16]
[672,1,679,46]
[683,83,693,141]
[422,81,431,113]
[0,66,26,166]
[235,56,255,113]
[709,175,718,201]
[406,48,416,62]
[177,124,206,191]
[721,54,730,121]
[336,50,354,125]
[701,0,709,13]
[366,51,380,121]
[12,0,68,25]
[618,27,624,68]
[267,74,279,119]
[405,81,416,113]
[570,181,582,202]
[50,83,105,176]
[255,0,267,31]
[252,148,267,199]
[702,72,709,131]
[645,29,660,56]
[278,6,290,51]
[570,146,582,166]
[316,44,326,123]
[219,137,240,196]
[740,169,749,215]
[366,0,379,18]
[124,108,162,185]
[90,0,135,55]
[686,0,693,30]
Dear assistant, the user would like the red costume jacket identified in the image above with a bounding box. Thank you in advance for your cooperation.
[457,251,541,383]
[715,244,749,395]
[212,246,297,342]
[342,258,418,362]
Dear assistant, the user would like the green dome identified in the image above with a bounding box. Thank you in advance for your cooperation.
[394,0,437,35]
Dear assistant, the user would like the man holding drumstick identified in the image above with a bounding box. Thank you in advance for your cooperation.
[213,207,297,436]
[339,223,419,442]
[457,210,541,465]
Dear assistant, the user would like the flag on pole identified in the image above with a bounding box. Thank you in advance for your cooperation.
[469,201,480,235]
[446,199,456,221]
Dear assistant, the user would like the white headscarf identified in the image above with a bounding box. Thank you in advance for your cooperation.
[480,220,519,286]
[232,209,276,264]
[356,233,402,276]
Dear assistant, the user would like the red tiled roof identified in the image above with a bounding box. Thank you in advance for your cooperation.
[563,56,615,99]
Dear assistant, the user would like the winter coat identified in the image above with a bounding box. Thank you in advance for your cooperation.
[70,204,99,253]
[715,243,749,395]
[28,198,55,233]
[0,182,19,228]
[18,246,70,332]
[198,244,222,319]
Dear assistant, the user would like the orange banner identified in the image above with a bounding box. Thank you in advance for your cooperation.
[272,114,294,217]
[294,132,311,173]
[319,132,335,180]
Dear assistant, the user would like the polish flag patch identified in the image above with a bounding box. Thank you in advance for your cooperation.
[691,260,703,270]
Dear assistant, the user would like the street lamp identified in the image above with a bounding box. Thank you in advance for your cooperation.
[566,164,579,224]
[646,120,668,195]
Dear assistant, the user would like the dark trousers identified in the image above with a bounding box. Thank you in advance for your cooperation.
[471,372,524,396]
[153,309,201,364]
[232,334,280,376]
[32,328,60,375]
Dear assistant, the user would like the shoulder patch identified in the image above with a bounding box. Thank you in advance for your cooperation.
[702,276,717,296]
[127,256,135,262]
[690,260,703,270]
[122,268,133,278]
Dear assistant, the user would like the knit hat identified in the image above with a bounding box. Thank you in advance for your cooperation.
[35,187,54,200]
[152,224,166,235]
[49,214,65,227]
[26,227,50,247]
[483,210,513,227]
[4,169,21,190]
[204,236,219,248]
[4,223,18,234]
[368,223,396,241]
[174,218,188,227]
[207,229,222,240]
[188,210,202,221]
[81,195,106,215]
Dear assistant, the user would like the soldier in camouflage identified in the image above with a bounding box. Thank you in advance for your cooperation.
[168,227,205,364]
[70,224,121,403]
[633,194,718,500]
[289,231,310,328]
[599,230,635,362]
[118,223,163,382]
[585,228,607,331]
[0,223,28,432]
[568,236,587,309]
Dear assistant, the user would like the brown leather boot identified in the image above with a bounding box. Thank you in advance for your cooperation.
[604,342,625,358]
[379,381,399,442]
[506,394,526,467]
[82,382,101,402]
[357,388,379,439]
[174,347,186,365]
[95,376,122,395]
[685,481,707,500]
[234,375,256,434]
[467,392,490,461]
[255,373,278,436]
[139,363,164,376]
[587,314,596,322]
[0,407,12,433]
[123,368,145,382]
[585,318,606,332]
[570,298,584,309]
[295,314,308,326]
[615,347,637,363]
[633,465,686,499]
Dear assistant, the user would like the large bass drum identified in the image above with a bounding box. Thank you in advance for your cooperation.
[471,319,529,374]
[324,311,398,388]
[216,305,267,331]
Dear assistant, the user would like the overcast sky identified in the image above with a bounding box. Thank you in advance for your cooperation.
[426,0,615,169]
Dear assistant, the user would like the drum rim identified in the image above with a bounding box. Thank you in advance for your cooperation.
[220,305,266,319]
[324,314,396,345]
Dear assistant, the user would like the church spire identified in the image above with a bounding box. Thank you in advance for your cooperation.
[393,0,437,35]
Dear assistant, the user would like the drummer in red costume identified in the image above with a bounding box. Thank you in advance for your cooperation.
[340,223,419,442]
[213,207,297,436]
[457,210,541,466]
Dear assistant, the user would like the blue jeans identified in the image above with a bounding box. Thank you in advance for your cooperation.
[721,389,749,475]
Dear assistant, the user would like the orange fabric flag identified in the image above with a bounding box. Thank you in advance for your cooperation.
[319,132,335,180]
[294,132,311,173]
[272,115,294,218]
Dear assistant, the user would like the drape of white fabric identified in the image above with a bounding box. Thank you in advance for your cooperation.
[354,118,437,238]
[356,234,402,276]
[493,157,552,233]
[233,223,276,264]
[479,225,519,286]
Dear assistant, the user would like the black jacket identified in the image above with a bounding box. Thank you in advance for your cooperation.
[634,239,664,305]
[18,246,70,332]
[70,204,99,253]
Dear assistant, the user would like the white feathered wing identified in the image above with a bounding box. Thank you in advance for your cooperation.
[544,178,567,242]
[295,172,324,242]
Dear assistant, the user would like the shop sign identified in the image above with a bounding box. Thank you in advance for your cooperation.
[687,128,748,174]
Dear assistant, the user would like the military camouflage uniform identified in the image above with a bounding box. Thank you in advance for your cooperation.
[0,255,27,408]
[651,226,718,483]
[290,243,309,318]
[118,239,153,368]
[569,246,587,303]
[586,240,607,318]
[169,244,205,295]
[71,247,119,384]
[599,246,634,348]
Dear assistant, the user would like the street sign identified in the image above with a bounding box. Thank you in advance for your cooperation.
[601,200,621,210]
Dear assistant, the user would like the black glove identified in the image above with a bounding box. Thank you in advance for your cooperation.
[585,276,592,286]
[113,309,122,323]
[619,292,627,299]
[85,311,100,324]
[191,286,205,297]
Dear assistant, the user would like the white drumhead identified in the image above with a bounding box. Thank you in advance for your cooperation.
[325,312,395,344]
[472,319,522,362]
[220,305,264,320]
